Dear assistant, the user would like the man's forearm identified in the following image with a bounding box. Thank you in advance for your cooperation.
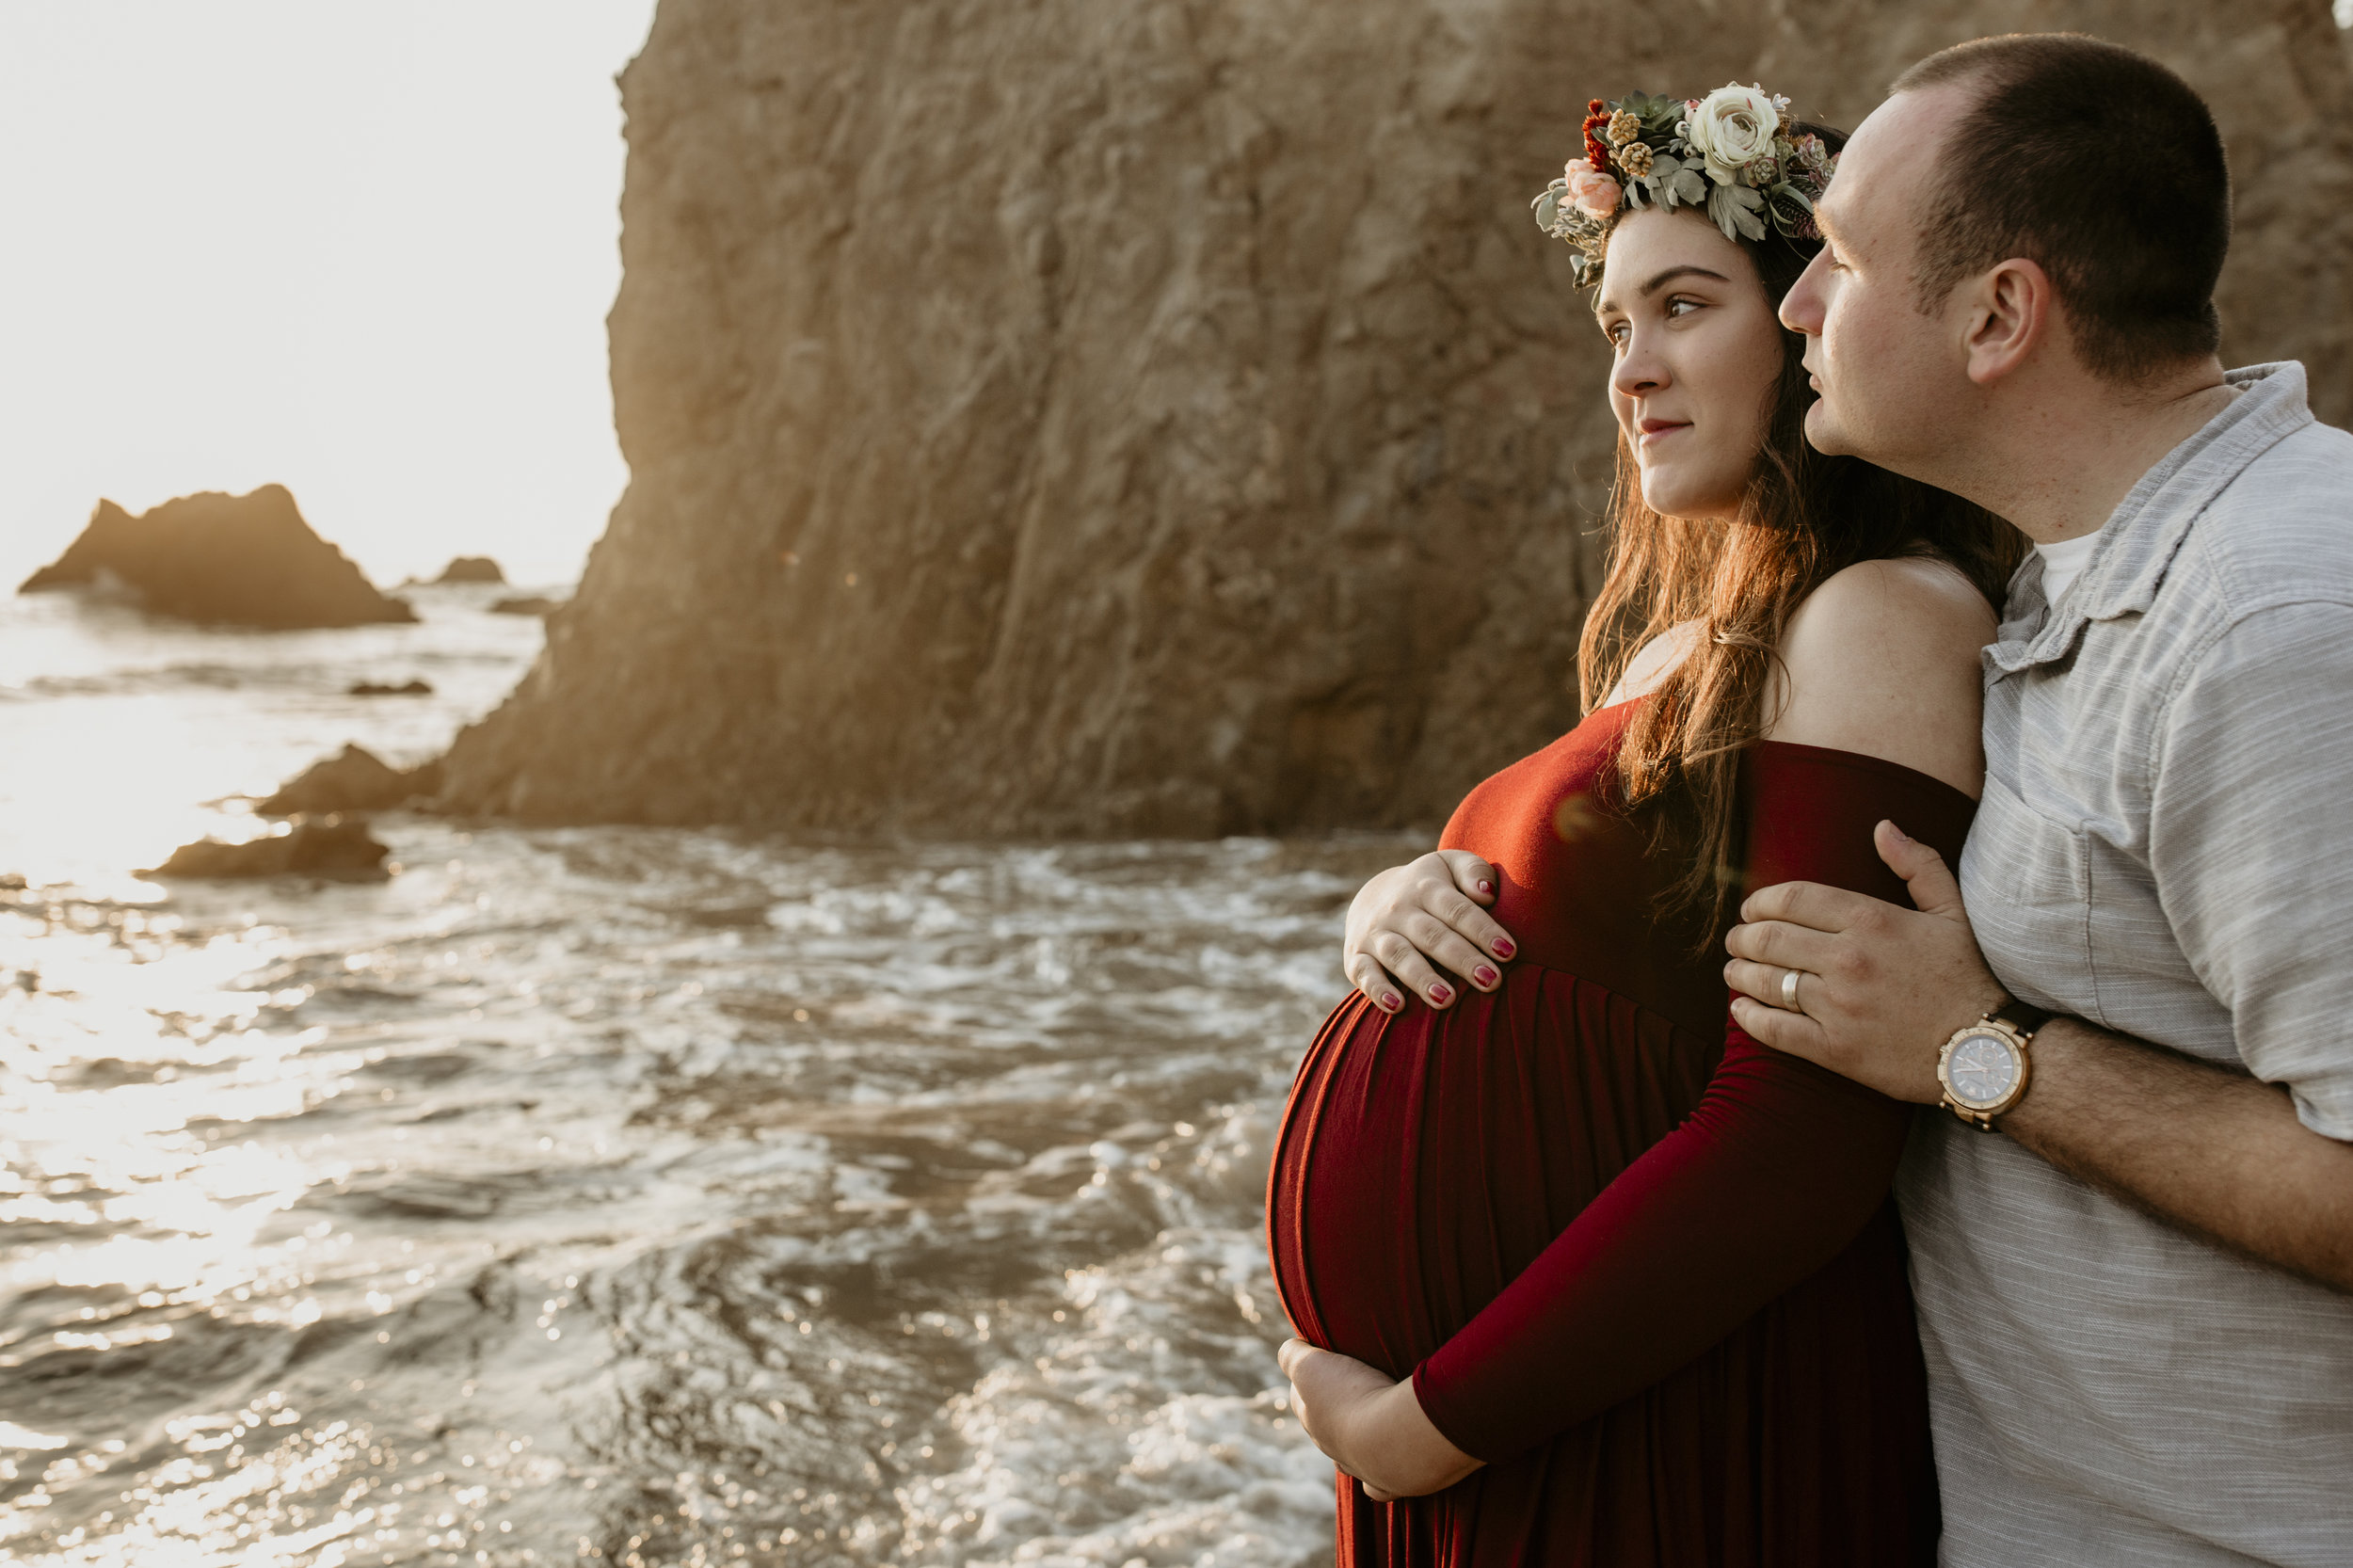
[2005,1019,2353,1293]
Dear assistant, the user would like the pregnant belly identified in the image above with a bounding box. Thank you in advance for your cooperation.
[1267,968,1713,1376]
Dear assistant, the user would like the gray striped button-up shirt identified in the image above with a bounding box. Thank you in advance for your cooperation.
[1903,361,2353,1566]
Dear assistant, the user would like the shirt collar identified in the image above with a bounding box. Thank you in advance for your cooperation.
[1985,361,2316,675]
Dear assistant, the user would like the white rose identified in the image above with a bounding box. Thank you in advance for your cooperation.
[1683,83,1781,184]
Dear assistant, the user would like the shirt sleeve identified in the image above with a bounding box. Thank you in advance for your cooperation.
[2150,600,2353,1140]
[1409,747,1975,1463]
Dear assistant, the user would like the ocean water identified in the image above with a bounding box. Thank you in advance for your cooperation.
[0,585,1397,1566]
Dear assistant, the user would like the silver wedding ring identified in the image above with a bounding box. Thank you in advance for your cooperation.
[1781,968,1805,1011]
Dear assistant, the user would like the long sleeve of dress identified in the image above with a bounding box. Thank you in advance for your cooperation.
[1408,742,1977,1464]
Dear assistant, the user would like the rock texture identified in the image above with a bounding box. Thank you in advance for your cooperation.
[146,815,392,882]
[260,744,443,816]
[20,487,416,630]
[439,0,2353,835]
[434,556,507,584]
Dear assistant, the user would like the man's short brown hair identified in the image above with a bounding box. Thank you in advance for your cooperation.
[1894,34,2229,380]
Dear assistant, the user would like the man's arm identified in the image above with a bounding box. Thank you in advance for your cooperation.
[1723,822,2353,1294]
[2000,1012,2353,1288]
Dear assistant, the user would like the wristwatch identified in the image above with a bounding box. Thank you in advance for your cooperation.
[1936,999,2052,1131]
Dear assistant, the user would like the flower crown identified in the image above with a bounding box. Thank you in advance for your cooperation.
[1534,84,1837,287]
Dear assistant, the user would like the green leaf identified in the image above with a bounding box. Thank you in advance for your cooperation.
[1535,189,1560,230]
[1733,201,1768,241]
[1650,152,1683,176]
[1706,183,1752,243]
[1671,168,1706,205]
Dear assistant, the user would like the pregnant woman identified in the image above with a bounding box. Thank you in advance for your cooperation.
[1266,88,2023,1564]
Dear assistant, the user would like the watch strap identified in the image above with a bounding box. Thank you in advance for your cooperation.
[1990,998,2052,1039]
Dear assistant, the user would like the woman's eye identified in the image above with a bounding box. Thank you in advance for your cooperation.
[1604,321,1629,345]
[1664,296,1701,318]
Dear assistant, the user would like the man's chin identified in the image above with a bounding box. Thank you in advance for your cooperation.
[1801,402,1856,457]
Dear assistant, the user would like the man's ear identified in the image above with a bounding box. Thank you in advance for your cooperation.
[1961,256,2053,387]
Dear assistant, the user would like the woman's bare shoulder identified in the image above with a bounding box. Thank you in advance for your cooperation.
[1768,557,1997,798]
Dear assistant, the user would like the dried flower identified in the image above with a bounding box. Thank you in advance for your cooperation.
[1581,98,1613,171]
[1615,139,1655,177]
[1607,109,1642,146]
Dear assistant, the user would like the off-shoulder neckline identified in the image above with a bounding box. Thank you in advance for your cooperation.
[1748,736,1981,806]
[1582,694,1980,806]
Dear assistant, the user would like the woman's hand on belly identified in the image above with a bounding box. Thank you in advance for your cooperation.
[1278,1338,1482,1500]
[1344,851,1518,1014]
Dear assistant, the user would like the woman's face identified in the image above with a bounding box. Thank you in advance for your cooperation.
[1595,206,1789,522]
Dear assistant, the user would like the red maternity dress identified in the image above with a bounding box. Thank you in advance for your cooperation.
[1268,696,1974,1566]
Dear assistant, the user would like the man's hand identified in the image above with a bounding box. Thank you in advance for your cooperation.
[1344,851,1517,1014]
[1725,821,2353,1293]
[1277,1338,1481,1500]
[1721,820,2007,1102]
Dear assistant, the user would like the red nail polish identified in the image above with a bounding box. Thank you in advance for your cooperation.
[1430,983,1452,1004]
[1476,880,1494,896]
[1380,991,1402,1012]
[1492,936,1515,958]
[1474,965,1499,986]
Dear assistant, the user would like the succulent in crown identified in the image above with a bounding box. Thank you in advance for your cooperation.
[1532,83,1837,288]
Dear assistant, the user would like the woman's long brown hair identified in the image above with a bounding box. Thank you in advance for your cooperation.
[1574,123,2025,931]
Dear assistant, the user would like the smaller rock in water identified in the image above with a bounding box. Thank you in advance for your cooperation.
[433,556,505,585]
[146,814,392,881]
[18,486,416,629]
[260,743,443,815]
[489,595,564,617]
[349,679,434,697]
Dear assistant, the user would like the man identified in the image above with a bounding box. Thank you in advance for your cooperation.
[1721,33,2353,1568]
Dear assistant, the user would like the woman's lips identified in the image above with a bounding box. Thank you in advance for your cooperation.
[1638,419,1691,445]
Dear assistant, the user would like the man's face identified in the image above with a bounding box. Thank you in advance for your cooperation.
[1778,87,1976,476]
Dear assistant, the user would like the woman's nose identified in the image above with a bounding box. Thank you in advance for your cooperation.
[1612,345,1665,399]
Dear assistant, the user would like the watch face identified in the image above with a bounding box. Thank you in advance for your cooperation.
[1947,1032,2021,1110]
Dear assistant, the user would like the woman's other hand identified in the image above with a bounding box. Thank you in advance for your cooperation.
[1278,1338,1483,1500]
[1343,851,1517,1012]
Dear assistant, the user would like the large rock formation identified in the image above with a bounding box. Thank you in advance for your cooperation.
[20,487,415,630]
[439,0,2353,835]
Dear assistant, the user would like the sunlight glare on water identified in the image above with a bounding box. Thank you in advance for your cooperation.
[0,586,1379,1566]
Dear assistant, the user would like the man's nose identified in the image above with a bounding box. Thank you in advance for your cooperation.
[1780,251,1829,335]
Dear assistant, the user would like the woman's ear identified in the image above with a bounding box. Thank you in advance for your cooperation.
[1961,257,2052,387]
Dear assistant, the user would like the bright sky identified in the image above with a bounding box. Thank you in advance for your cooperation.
[0,2,661,591]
